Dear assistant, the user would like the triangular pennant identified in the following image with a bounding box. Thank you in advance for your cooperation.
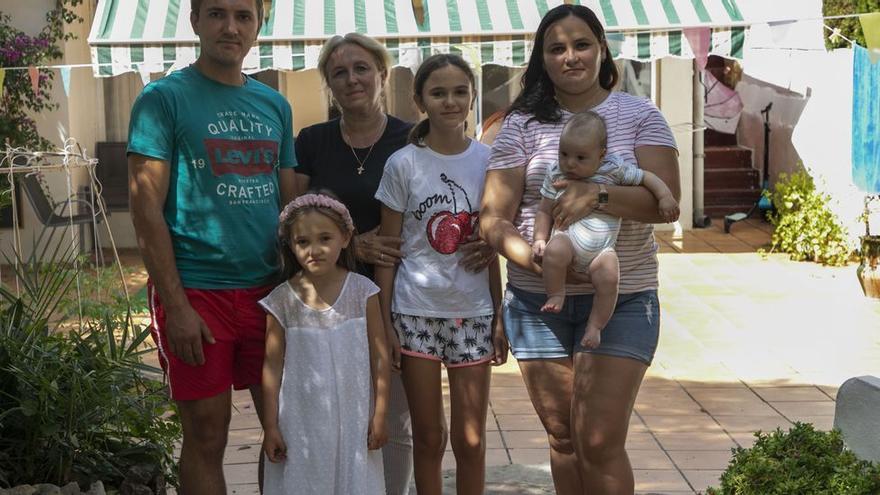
[860,12,880,52]
[684,28,711,70]
[768,20,797,46]
[0,69,5,101]
[138,67,151,87]
[60,67,71,96]
[28,66,39,96]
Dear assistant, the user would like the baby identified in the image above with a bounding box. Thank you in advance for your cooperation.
[532,111,679,348]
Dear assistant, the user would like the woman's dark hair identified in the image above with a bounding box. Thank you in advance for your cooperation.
[278,189,358,280]
[508,4,618,124]
[408,53,477,146]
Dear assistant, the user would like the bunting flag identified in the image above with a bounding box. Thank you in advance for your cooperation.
[138,67,151,87]
[852,45,880,194]
[28,66,40,96]
[60,67,72,96]
[860,12,880,52]
[0,69,5,100]
[768,20,797,46]
[684,27,712,69]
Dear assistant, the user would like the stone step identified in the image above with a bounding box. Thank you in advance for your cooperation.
[705,145,753,169]
[704,188,764,206]
[705,128,738,146]
[706,168,760,190]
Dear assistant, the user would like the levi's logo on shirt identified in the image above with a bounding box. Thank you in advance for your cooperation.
[204,139,278,177]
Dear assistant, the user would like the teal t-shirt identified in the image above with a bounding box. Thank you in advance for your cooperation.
[127,66,296,289]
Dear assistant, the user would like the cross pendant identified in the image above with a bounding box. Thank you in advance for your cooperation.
[357,165,365,175]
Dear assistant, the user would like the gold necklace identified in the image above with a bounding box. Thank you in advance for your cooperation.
[340,115,387,175]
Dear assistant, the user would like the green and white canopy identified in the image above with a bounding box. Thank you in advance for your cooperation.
[89,0,749,77]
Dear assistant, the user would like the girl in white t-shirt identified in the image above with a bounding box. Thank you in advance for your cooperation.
[374,54,508,495]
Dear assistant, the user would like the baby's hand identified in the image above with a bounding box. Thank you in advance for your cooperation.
[368,415,387,450]
[532,239,547,260]
[581,326,601,349]
[658,196,680,223]
[263,428,287,463]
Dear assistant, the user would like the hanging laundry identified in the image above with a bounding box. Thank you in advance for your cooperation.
[860,13,880,52]
[703,69,743,135]
[60,67,71,97]
[0,69,5,100]
[852,45,880,194]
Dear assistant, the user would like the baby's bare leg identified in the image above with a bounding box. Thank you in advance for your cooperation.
[541,235,575,313]
[582,250,620,349]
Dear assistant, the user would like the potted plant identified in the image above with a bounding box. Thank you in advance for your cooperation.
[857,195,880,298]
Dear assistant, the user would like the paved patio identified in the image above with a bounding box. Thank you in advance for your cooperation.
[158,218,880,494]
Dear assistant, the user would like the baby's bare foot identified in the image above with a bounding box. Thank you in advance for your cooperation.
[541,294,565,313]
[581,327,601,349]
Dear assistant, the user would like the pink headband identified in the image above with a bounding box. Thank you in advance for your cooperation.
[279,194,355,232]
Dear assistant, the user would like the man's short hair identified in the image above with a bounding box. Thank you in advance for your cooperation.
[191,0,265,27]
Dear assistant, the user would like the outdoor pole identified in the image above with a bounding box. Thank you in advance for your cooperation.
[692,60,711,228]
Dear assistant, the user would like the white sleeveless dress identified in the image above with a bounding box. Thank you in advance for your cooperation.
[259,272,385,495]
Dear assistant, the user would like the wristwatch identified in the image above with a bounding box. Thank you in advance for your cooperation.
[596,184,609,210]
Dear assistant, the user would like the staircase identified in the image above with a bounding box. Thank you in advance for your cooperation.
[703,129,762,218]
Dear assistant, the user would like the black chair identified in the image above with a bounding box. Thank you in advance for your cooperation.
[20,173,107,262]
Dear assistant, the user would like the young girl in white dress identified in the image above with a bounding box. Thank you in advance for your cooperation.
[374,54,508,495]
[260,192,391,495]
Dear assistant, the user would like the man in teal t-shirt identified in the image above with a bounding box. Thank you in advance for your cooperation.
[127,0,295,491]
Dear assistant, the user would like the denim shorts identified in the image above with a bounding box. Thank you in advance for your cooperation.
[502,284,660,365]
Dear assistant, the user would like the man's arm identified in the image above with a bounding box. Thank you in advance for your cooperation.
[129,153,214,365]
[279,168,297,206]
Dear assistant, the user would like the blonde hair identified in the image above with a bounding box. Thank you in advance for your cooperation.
[317,33,392,85]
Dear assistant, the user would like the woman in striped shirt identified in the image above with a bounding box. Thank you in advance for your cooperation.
[479,4,680,494]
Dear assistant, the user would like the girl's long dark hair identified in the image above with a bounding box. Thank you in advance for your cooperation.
[508,4,618,124]
[278,189,358,281]
[408,53,476,146]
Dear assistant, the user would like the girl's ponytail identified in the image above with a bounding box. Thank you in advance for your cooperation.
[408,118,431,146]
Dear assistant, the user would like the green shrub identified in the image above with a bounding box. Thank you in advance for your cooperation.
[766,171,851,266]
[823,0,880,50]
[707,423,880,495]
[0,238,179,489]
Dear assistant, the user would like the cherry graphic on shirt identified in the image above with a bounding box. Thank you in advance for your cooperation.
[426,174,478,254]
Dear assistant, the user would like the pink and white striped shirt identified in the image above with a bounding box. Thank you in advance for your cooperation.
[488,91,677,295]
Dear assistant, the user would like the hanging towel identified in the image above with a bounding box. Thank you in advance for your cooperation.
[852,45,880,194]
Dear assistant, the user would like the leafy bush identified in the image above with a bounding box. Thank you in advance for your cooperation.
[707,423,880,495]
[766,171,851,266]
[824,0,880,50]
[0,238,179,489]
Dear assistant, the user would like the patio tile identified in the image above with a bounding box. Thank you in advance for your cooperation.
[224,444,261,464]
[629,448,676,470]
[503,430,551,449]
[441,448,510,470]
[228,485,260,495]
[626,431,662,450]
[653,431,737,451]
[490,398,539,414]
[667,451,732,470]
[633,469,692,492]
[697,398,780,417]
[495,414,544,431]
[223,462,258,485]
[229,413,262,430]
[751,386,831,402]
[770,400,836,419]
[508,448,551,465]
[819,385,839,399]
[682,469,724,494]
[640,414,722,433]
[228,428,263,446]
[712,414,792,433]
[792,415,835,431]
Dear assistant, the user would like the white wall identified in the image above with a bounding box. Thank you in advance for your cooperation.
[656,58,695,232]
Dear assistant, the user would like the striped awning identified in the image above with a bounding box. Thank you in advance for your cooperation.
[89,0,749,77]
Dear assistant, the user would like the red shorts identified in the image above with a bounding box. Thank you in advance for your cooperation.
[148,282,272,401]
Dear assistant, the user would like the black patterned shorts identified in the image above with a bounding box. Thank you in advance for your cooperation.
[392,313,495,367]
